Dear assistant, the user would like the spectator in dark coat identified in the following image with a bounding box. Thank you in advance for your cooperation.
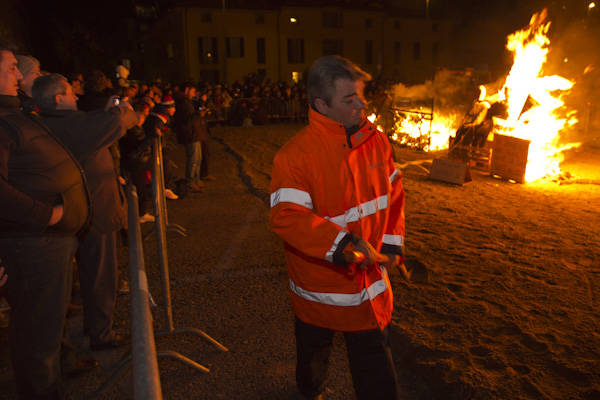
[143,95,179,199]
[0,43,90,399]
[33,73,139,351]
[173,83,205,192]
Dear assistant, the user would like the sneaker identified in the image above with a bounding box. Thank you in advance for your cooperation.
[194,180,206,188]
[165,189,179,200]
[139,213,155,223]
[201,175,216,181]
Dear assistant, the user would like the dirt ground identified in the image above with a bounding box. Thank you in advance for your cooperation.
[218,123,600,399]
[0,123,598,399]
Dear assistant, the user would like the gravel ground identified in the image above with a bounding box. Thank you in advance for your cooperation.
[2,123,597,399]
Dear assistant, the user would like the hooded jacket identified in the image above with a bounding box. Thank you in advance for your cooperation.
[270,108,405,332]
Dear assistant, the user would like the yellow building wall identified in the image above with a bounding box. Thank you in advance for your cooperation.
[173,6,454,85]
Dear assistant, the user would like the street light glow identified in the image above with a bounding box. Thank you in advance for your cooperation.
[290,17,297,23]
[589,2,596,9]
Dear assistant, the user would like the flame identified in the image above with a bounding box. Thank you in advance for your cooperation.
[483,9,579,182]
[392,114,457,151]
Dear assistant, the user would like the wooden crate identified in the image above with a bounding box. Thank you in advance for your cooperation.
[429,158,472,185]
[490,134,531,183]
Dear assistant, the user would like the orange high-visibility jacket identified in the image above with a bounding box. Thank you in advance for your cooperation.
[270,108,405,332]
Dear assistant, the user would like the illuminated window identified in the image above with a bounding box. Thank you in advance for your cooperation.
[198,37,218,64]
[292,72,300,83]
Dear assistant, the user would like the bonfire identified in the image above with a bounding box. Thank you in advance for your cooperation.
[383,9,580,183]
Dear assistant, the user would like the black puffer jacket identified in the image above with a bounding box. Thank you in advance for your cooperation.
[0,95,89,236]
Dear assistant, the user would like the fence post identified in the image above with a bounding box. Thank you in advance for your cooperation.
[128,184,163,399]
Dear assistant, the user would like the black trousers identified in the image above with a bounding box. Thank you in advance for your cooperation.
[76,227,118,345]
[295,317,400,400]
[199,139,210,178]
[0,236,77,400]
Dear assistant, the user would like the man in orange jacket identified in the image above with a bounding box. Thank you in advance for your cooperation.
[270,55,406,400]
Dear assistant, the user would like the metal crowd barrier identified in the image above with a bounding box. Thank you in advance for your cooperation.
[93,184,163,399]
[128,184,163,399]
[93,137,227,398]
[150,135,228,364]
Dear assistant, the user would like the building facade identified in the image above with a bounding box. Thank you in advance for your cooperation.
[139,5,455,84]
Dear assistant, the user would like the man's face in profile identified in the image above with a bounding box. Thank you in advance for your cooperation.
[320,78,366,128]
[0,51,23,97]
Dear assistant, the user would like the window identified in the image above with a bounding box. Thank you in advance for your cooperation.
[255,13,265,24]
[365,18,373,29]
[432,42,439,64]
[292,71,300,83]
[322,39,343,56]
[198,37,218,64]
[394,41,402,64]
[288,38,304,64]
[166,43,174,59]
[365,40,373,64]
[394,20,401,29]
[201,12,212,23]
[257,38,266,64]
[323,11,343,28]
[413,42,421,60]
[226,37,245,58]
[394,42,402,64]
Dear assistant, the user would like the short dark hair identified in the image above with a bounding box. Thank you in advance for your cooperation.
[32,73,69,110]
[0,39,17,63]
[306,55,371,110]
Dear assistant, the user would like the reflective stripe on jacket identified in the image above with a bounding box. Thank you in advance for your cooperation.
[270,108,405,332]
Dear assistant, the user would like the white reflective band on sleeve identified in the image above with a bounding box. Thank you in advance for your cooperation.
[325,194,389,228]
[289,277,387,307]
[270,188,313,209]
[382,234,404,246]
[389,169,400,183]
[325,230,349,263]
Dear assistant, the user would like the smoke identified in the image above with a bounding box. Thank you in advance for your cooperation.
[543,17,600,144]
[388,68,484,129]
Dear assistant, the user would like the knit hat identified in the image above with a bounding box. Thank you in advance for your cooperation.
[16,55,40,77]
[160,95,175,107]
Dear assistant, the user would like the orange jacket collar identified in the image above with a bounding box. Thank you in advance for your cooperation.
[308,107,376,148]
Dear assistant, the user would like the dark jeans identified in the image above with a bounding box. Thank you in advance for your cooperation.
[295,317,400,400]
[199,139,210,178]
[0,235,77,400]
[76,227,118,345]
[184,141,202,184]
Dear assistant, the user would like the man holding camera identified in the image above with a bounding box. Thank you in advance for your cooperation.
[33,73,139,352]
